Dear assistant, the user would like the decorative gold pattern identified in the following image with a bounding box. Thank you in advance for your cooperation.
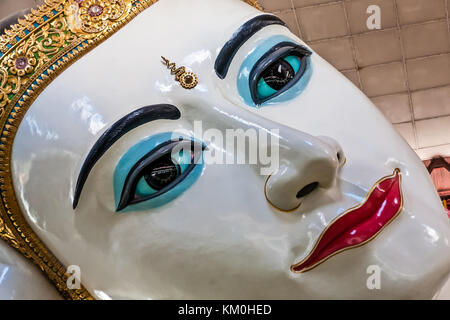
[0,0,260,300]
[64,0,132,38]
[161,56,198,89]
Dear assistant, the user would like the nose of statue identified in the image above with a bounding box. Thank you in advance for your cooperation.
[265,133,344,212]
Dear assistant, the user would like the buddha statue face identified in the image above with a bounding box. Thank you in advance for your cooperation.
[7,0,450,299]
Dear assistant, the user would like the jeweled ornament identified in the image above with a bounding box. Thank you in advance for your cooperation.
[87,4,103,16]
[14,57,28,70]
[161,56,198,89]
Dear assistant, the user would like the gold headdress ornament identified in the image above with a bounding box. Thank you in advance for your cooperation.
[161,56,198,89]
[0,0,261,300]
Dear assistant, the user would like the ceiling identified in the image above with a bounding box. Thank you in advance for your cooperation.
[1,0,449,160]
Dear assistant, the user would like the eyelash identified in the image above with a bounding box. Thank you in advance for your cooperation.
[236,38,312,107]
[249,42,311,105]
[116,138,204,211]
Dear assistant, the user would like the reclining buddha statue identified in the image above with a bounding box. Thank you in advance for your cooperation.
[0,0,449,299]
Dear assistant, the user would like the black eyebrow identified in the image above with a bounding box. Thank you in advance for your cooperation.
[214,14,286,79]
[72,104,181,209]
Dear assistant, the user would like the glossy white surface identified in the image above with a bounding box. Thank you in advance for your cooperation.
[0,240,61,299]
[6,0,450,299]
[436,277,450,299]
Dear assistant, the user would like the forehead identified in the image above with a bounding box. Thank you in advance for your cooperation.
[141,0,262,55]
[11,0,327,169]
[10,0,271,172]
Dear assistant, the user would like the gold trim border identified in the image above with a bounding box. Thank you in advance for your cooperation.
[0,0,261,300]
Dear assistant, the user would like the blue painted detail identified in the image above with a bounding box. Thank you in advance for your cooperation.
[43,15,48,22]
[256,55,302,100]
[114,132,204,212]
[256,78,277,99]
[237,35,312,108]
[6,44,12,49]
[285,55,301,73]
[24,29,30,35]
[135,176,156,197]
[15,36,21,42]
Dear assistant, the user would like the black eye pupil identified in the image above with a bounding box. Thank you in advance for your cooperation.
[144,154,181,190]
[261,58,295,91]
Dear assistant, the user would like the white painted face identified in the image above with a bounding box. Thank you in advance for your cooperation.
[10,0,450,299]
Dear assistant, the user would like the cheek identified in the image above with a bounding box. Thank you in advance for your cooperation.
[13,150,79,236]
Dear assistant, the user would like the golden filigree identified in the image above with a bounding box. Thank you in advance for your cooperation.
[7,50,37,77]
[0,13,77,113]
[0,0,261,300]
[65,0,132,38]
[0,0,64,54]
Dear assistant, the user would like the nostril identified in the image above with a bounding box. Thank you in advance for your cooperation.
[296,182,319,199]
[336,151,346,166]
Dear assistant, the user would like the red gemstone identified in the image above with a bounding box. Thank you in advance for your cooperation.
[75,0,84,5]
[15,57,28,70]
[87,5,103,17]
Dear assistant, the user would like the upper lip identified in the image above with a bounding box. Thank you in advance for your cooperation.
[291,168,403,273]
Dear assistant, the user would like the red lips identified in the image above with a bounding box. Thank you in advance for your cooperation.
[291,169,403,273]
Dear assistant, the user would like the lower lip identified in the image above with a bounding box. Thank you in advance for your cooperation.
[291,169,403,273]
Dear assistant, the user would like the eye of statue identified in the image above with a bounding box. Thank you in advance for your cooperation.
[114,133,205,212]
[142,153,181,191]
[249,42,311,105]
[237,38,312,107]
[255,55,301,100]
